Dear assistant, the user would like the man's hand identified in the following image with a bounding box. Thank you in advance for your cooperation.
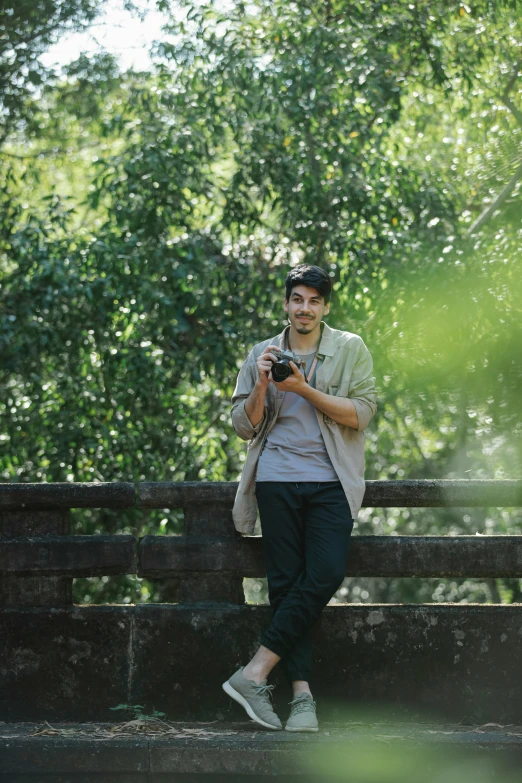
[255,345,281,390]
[245,344,283,430]
[270,360,307,394]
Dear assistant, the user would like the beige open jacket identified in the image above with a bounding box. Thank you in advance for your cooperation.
[230,321,378,535]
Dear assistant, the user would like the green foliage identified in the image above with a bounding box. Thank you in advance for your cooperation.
[0,0,521,605]
[0,0,102,140]
[109,703,166,721]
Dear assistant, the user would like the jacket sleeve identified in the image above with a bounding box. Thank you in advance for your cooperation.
[348,338,378,432]
[231,347,268,441]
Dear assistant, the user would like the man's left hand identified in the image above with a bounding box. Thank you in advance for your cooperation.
[270,361,307,394]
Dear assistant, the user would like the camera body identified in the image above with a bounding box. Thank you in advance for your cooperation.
[270,349,306,382]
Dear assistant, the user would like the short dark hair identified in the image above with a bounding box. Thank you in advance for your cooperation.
[285,264,332,304]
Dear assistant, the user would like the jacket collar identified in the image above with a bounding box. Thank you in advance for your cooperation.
[276,320,335,358]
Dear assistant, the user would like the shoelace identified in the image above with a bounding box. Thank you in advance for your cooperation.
[288,695,317,715]
[253,683,275,704]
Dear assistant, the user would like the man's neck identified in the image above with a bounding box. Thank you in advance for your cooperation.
[286,322,322,354]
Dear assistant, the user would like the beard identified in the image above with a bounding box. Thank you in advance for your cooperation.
[293,316,315,333]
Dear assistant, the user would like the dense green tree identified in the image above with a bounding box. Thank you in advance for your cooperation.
[0,0,520,605]
[0,0,108,141]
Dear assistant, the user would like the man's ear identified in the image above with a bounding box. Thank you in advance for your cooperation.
[283,299,289,313]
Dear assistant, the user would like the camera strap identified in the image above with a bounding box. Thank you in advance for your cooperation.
[305,354,318,384]
[287,334,319,384]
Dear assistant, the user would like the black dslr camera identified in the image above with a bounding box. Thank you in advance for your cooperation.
[269,349,306,382]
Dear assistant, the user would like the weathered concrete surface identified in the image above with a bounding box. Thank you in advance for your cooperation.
[138,479,522,509]
[5,532,522,581]
[139,534,522,579]
[0,509,72,608]
[0,535,137,577]
[0,607,132,721]
[133,603,522,724]
[0,479,520,515]
[2,719,522,780]
[3,604,522,724]
[0,483,136,510]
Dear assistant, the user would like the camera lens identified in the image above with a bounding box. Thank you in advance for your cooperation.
[272,363,291,382]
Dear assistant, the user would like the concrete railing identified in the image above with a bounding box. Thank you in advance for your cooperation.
[1,480,522,724]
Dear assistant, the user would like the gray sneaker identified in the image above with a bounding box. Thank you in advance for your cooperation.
[222,666,283,730]
[285,693,319,732]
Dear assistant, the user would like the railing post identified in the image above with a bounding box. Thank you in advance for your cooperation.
[179,500,245,604]
[0,509,72,607]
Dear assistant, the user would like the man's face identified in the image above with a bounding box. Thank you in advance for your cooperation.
[284,284,330,334]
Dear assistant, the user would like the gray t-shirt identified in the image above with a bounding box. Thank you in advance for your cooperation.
[256,351,339,482]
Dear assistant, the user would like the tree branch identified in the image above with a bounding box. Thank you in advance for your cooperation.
[499,58,522,128]
[466,160,522,235]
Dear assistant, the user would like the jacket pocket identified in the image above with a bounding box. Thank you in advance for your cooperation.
[324,382,350,426]
[329,381,350,397]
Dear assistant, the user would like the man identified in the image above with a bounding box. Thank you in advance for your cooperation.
[222,264,377,732]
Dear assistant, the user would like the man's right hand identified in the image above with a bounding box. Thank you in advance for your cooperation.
[256,345,280,389]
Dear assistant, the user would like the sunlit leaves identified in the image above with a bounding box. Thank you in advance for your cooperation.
[0,0,521,607]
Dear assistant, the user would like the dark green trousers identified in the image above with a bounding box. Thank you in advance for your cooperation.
[254,480,353,684]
